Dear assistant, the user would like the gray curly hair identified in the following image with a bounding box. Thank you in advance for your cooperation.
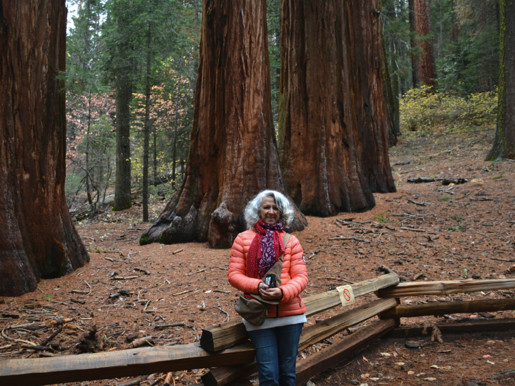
[244,190,295,229]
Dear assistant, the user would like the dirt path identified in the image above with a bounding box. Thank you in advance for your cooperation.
[1,128,514,385]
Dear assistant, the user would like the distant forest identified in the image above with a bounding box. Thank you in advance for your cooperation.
[64,0,500,215]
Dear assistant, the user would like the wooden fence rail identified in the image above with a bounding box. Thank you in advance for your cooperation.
[200,273,399,353]
[380,298,515,319]
[377,278,515,297]
[202,277,515,385]
[201,298,397,385]
[0,342,256,386]
[0,276,513,386]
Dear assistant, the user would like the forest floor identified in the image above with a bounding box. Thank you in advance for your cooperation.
[1,125,514,386]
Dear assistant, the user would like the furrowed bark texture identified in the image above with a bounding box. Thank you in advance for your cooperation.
[408,0,419,87]
[487,0,515,160]
[0,1,89,296]
[413,0,435,86]
[141,0,305,248]
[279,0,394,217]
[346,1,396,193]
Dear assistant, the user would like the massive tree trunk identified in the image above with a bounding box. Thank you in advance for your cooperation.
[487,0,515,160]
[346,1,396,193]
[0,1,89,296]
[141,0,305,248]
[278,0,394,217]
[412,0,435,87]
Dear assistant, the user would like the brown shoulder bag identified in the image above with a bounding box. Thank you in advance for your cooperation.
[234,233,290,326]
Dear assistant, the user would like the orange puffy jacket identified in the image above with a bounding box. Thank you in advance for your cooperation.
[228,230,308,318]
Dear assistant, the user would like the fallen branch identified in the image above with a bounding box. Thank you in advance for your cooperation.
[407,198,428,206]
[6,323,47,331]
[164,372,173,386]
[131,336,155,348]
[172,289,194,296]
[216,307,230,323]
[400,226,437,234]
[71,290,89,295]
[407,177,468,185]
[152,323,186,330]
[489,257,515,263]
[21,344,50,351]
[1,327,39,347]
[187,269,206,276]
[328,236,370,243]
[109,289,133,299]
[1,313,20,319]
[336,219,371,226]
[307,251,320,259]
[40,327,63,347]
[111,275,140,281]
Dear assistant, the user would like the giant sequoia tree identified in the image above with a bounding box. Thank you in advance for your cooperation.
[279,0,395,217]
[141,0,304,248]
[0,1,89,296]
[346,1,396,193]
[487,0,515,160]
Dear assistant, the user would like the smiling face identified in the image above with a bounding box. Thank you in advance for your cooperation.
[258,196,281,225]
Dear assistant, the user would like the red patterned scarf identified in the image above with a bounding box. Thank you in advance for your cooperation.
[247,219,285,278]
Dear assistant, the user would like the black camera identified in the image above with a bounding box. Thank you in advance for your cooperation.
[264,274,276,288]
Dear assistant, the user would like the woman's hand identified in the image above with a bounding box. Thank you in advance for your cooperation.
[259,285,283,300]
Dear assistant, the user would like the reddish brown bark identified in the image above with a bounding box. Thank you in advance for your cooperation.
[279,0,394,216]
[346,1,396,193]
[412,0,435,86]
[408,0,419,87]
[0,1,89,296]
[141,0,305,248]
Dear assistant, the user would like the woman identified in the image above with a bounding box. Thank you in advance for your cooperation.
[228,190,308,386]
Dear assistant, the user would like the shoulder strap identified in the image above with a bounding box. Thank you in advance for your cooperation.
[283,232,290,249]
[260,233,290,285]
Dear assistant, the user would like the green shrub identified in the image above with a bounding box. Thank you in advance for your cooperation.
[65,172,82,196]
[399,86,497,133]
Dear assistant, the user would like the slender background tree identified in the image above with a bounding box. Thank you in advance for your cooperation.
[411,0,435,87]
[487,0,515,160]
[66,0,112,214]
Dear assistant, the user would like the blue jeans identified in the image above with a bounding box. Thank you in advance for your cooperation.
[247,323,304,386]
